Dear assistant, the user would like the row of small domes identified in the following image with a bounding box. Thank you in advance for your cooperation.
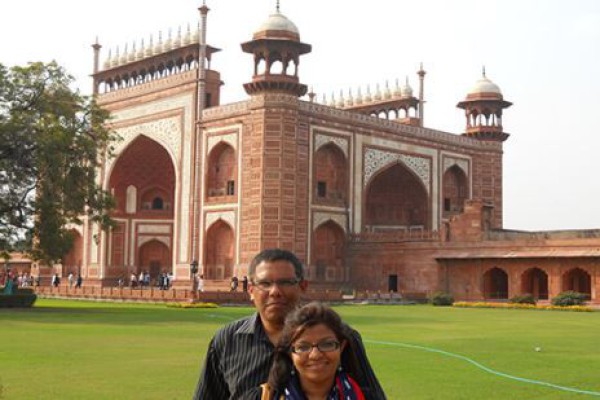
[320,79,415,108]
[103,24,202,69]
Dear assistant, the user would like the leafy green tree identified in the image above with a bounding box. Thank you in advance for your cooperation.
[0,61,117,265]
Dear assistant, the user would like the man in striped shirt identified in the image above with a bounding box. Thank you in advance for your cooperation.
[193,248,387,400]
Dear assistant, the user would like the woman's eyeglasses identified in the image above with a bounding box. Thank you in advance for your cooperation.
[290,340,341,354]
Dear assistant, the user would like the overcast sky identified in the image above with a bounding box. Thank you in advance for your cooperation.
[3,0,600,231]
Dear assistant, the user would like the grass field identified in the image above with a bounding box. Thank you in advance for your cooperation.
[1,299,599,399]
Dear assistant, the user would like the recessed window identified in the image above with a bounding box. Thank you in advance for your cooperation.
[317,181,327,198]
[226,180,235,195]
[444,198,451,212]
[152,197,164,210]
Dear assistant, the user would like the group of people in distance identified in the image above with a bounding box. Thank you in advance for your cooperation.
[194,248,386,400]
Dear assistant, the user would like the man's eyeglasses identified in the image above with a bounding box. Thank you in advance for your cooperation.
[251,278,300,291]
[290,339,341,355]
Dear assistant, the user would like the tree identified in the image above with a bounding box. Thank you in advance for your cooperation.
[0,61,117,265]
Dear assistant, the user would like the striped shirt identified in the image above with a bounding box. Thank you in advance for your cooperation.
[192,313,386,400]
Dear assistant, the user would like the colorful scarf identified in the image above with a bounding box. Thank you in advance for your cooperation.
[277,371,365,400]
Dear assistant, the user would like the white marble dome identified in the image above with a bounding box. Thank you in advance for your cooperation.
[255,11,300,38]
[401,82,414,98]
[469,76,502,95]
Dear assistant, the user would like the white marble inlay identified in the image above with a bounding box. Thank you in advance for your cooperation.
[443,156,469,176]
[313,212,347,233]
[364,148,430,192]
[207,132,238,154]
[138,225,171,234]
[138,236,170,248]
[205,211,236,232]
[315,134,349,158]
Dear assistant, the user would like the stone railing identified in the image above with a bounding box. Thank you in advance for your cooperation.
[349,229,440,243]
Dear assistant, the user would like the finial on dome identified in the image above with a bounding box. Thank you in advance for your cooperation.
[482,65,486,78]
[276,0,280,12]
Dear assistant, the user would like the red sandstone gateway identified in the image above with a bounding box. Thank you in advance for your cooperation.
[28,3,597,305]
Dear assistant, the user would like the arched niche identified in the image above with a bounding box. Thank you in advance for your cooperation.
[312,221,346,282]
[562,268,592,298]
[108,135,175,217]
[314,143,348,205]
[483,267,508,299]
[138,240,171,280]
[521,267,549,300]
[204,220,235,280]
[364,163,429,230]
[206,142,236,198]
[442,165,469,217]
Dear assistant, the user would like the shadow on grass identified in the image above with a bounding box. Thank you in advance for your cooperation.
[0,302,254,326]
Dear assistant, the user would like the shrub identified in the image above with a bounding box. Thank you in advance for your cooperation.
[509,294,536,305]
[551,291,588,306]
[166,302,218,309]
[453,301,593,312]
[0,292,37,308]
[431,292,454,306]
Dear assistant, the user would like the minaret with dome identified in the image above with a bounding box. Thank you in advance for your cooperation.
[457,68,513,141]
[241,3,311,97]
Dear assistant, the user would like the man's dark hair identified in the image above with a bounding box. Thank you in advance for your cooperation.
[248,248,304,280]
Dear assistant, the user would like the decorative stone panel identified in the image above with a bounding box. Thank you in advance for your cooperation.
[138,225,171,234]
[109,117,180,173]
[313,212,347,233]
[315,134,349,158]
[364,148,430,193]
[138,236,170,248]
[205,211,236,232]
[207,132,238,154]
[443,156,470,176]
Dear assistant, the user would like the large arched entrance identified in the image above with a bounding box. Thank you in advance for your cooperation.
[442,165,468,218]
[204,220,234,280]
[364,163,429,230]
[314,144,348,206]
[108,135,175,279]
[483,267,508,299]
[138,240,171,282]
[312,221,345,282]
[521,267,549,300]
[562,268,592,298]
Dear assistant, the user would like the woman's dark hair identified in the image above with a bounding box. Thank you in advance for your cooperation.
[266,302,361,395]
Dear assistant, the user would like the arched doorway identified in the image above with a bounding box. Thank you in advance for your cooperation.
[312,221,345,282]
[483,267,508,299]
[204,220,234,280]
[138,240,171,283]
[442,165,468,218]
[365,163,428,230]
[562,268,592,298]
[521,268,548,300]
[314,144,348,205]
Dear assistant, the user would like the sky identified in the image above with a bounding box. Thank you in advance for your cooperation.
[3,0,600,231]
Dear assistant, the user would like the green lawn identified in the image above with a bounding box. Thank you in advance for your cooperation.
[1,299,599,399]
